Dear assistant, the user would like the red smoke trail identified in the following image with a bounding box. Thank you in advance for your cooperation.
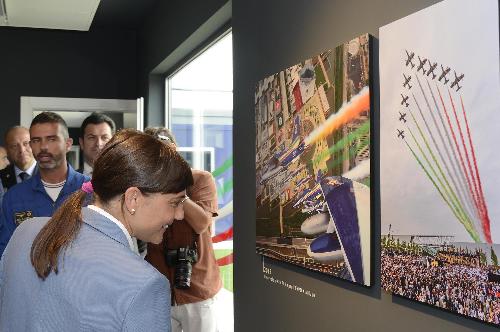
[216,253,234,266]
[437,86,482,226]
[459,96,492,243]
[212,227,233,243]
[448,90,486,233]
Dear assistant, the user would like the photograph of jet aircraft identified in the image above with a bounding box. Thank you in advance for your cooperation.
[380,0,500,326]
[255,34,372,286]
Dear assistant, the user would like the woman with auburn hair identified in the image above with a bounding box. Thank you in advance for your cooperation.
[0,129,193,331]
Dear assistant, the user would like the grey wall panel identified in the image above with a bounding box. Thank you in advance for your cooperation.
[232,0,498,331]
[0,28,137,145]
[137,0,498,330]
[137,0,228,126]
[138,0,227,74]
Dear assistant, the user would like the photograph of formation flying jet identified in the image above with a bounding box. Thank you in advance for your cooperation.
[400,94,409,107]
[450,71,464,92]
[399,111,407,123]
[397,129,405,139]
[417,56,427,74]
[438,65,451,84]
[403,74,412,89]
[405,50,415,68]
[426,61,437,79]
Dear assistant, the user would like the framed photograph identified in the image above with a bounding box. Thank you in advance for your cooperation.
[255,34,372,286]
[380,0,500,325]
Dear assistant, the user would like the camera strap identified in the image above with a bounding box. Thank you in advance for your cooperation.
[191,233,199,250]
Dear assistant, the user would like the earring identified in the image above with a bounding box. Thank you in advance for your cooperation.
[130,209,136,215]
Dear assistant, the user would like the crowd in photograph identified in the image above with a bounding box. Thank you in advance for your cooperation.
[382,249,500,325]
[436,249,482,267]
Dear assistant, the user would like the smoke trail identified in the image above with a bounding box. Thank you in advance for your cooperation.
[305,87,370,146]
[448,91,486,229]
[416,76,476,226]
[426,80,478,226]
[403,133,480,242]
[411,85,472,229]
[459,96,492,243]
[436,85,483,241]
[320,138,370,174]
[406,108,473,233]
[342,159,370,181]
[311,120,370,168]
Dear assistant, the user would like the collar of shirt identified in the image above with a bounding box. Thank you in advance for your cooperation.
[87,204,139,255]
[14,161,37,182]
[83,161,93,176]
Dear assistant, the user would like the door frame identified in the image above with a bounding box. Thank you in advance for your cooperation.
[20,96,141,129]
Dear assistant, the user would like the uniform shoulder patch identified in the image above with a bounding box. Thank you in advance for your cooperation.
[14,211,33,226]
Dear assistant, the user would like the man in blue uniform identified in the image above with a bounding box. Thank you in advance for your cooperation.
[0,112,89,257]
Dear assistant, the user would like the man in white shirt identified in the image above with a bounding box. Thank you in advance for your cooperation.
[0,126,36,190]
[78,113,116,176]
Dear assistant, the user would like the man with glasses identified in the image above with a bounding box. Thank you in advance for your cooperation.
[0,126,36,191]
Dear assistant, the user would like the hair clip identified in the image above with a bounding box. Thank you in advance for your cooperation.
[81,181,94,194]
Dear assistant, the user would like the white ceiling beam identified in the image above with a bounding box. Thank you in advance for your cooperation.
[3,0,101,31]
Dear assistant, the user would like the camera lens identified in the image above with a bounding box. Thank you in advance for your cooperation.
[174,261,192,289]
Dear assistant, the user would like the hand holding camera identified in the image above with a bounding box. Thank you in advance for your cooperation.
[164,245,199,289]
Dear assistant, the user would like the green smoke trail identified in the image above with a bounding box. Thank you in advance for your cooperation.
[406,112,478,241]
[311,120,370,169]
[212,156,233,198]
[408,114,472,233]
[403,137,480,242]
[323,137,370,177]
[212,156,233,178]
[411,95,475,232]
[417,76,476,224]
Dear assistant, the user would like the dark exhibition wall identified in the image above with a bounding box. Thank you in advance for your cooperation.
[0,0,496,331]
[137,0,229,127]
[0,28,137,144]
[232,0,498,331]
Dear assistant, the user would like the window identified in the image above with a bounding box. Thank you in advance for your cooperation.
[166,31,233,331]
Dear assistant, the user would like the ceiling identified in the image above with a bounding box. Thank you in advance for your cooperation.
[0,0,158,31]
[91,0,158,30]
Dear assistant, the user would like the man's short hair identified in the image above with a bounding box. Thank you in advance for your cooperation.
[80,113,116,137]
[4,126,28,143]
[144,127,177,145]
[31,112,69,139]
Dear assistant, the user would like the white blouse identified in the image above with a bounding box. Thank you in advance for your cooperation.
[87,205,139,255]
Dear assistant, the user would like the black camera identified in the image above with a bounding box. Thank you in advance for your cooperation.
[165,246,198,289]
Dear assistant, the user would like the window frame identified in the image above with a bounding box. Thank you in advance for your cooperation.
[165,28,232,129]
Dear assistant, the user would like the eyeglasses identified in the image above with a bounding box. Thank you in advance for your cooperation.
[157,135,171,142]
[169,195,189,208]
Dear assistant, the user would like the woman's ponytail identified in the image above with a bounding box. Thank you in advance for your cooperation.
[30,188,89,280]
